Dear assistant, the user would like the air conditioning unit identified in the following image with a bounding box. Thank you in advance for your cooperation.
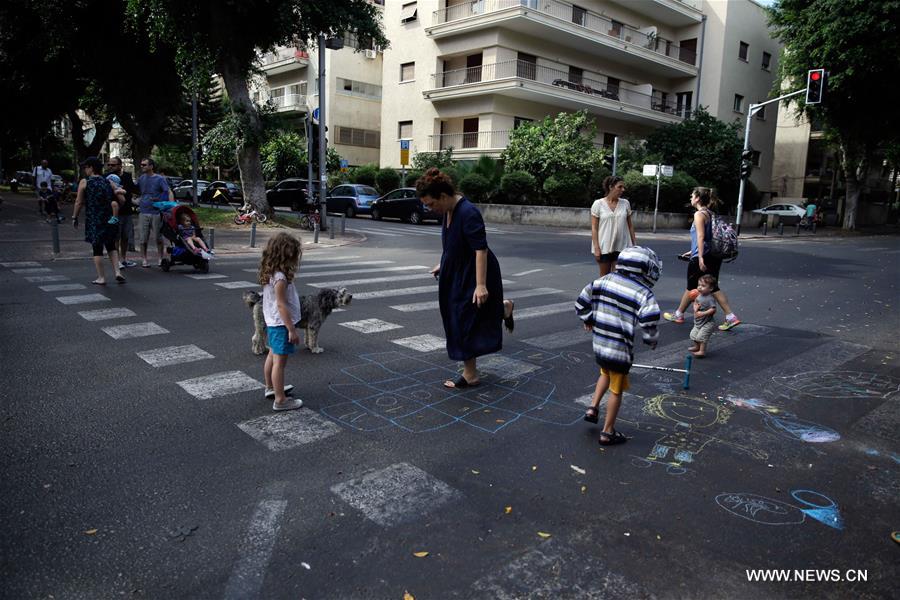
[365,49,377,59]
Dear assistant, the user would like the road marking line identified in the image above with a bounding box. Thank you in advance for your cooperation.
[101,322,169,340]
[222,493,287,600]
[136,344,214,367]
[38,283,86,292]
[857,247,889,252]
[77,307,136,321]
[296,265,429,278]
[353,285,437,300]
[1,261,41,267]
[389,287,564,313]
[214,281,260,289]
[237,411,342,451]
[391,334,445,352]
[56,293,110,305]
[515,301,574,320]
[308,273,434,288]
[242,261,395,274]
[303,254,361,262]
[12,267,52,274]
[560,261,589,267]
[184,273,228,279]
[511,268,544,277]
[346,228,403,237]
[339,318,403,334]
[176,370,265,400]
[26,275,68,282]
[330,462,462,527]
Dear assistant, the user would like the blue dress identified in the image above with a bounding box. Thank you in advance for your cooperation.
[83,175,115,245]
[439,197,504,361]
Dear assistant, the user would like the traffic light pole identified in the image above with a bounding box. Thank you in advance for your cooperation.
[317,35,328,232]
[735,88,806,234]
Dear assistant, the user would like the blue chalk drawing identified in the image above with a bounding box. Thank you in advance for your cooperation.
[715,489,843,530]
[791,489,844,530]
[772,371,900,399]
[764,416,841,443]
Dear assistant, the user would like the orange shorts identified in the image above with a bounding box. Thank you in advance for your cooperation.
[600,368,630,395]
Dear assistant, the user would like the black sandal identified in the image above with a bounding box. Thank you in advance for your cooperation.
[503,300,515,333]
[583,406,599,423]
[598,429,628,445]
[444,375,480,389]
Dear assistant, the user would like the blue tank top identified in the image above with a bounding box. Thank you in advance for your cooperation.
[690,209,712,258]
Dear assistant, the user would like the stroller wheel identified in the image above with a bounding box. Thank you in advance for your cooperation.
[160,259,170,272]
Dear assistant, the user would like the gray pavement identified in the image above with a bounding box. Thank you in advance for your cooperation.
[1,190,899,599]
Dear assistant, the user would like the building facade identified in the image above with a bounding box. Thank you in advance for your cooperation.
[379,0,780,196]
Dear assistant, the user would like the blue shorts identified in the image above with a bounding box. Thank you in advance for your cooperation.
[267,326,296,355]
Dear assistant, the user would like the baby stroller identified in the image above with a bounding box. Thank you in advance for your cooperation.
[156,202,210,273]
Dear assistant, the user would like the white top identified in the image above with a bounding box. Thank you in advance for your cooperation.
[33,166,53,190]
[590,197,632,255]
[262,271,302,327]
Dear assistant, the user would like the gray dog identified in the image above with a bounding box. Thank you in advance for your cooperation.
[243,287,352,355]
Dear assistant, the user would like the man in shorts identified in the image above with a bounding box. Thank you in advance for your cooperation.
[136,158,172,268]
[33,159,53,215]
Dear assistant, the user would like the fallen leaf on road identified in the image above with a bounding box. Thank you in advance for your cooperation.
[301,562,311,570]
[84,529,98,535]
[404,592,415,600]
[537,532,551,538]
[570,465,586,475]
[581,485,587,494]
[532,466,537,471]
[504,506,512,514]
[495,419,505,424]
[413,551,429,558]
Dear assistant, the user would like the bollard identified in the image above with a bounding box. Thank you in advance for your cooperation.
[683,354,693,390]
[329,217,335,239]
[313,221,319,243]
[812,221,817,234]
[796,222,801,236]
[208,227,215,249]
[341,212,346,234]
[250,221,257,248]
[51,219,60,254]
[779,222,784,236]
[762,220,767,236]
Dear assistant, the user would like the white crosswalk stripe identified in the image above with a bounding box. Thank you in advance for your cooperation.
[137,344,214,367]
[353,284,438,300]
[38,283,86,292]
[56,293,110,305]
[515,301,575,320]
[1,261,41,267]
[391,334,445,352]
[185,273,228,279]
[77,307,136,321]
[389,287,564,313]
[237,411,342,452]
[101,322,169,340]
[346,228,403,237]
[339,318,404,334]
[302,260,395,270]
[295,265,428,279]
[214,281,260,289]
[511,268,543,277]
[302,254,362,262]
[308,272,435,288]
[12,267,52,274]
[177,371,265,400]
[26,275,68,282]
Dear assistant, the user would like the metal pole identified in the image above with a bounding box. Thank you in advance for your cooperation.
[317,35,328,232]
[611,136,618,176]
[313,220,319,243]
[305,115,313,212]
[652,164,661,233]
[208,227,215,249]
[250,221,257,248]
[341,211,346,234]
[762,220,767,236]
[735,109,752,234]
[191,91,199,207]
[329,217,335,239]
[51,218,60,254]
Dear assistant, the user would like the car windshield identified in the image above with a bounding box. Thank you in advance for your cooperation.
[359,186,378,196]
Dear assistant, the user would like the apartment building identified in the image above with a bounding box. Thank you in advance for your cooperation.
[252,33,384,166]
[379,0,780,196]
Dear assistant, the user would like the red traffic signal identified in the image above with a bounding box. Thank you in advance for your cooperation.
[806,69,825,104]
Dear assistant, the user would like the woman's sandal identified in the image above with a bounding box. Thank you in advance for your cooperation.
[598,429,628,445]
[444,376,480,389]
[583,406,599,423]
[503,300,515,333]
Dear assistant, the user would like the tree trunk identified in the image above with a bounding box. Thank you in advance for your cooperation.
[219,56,270,214]
[67,110,114,162]
[840,142,868,230]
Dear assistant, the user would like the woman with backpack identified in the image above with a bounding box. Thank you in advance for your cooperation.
[663,187,741,330]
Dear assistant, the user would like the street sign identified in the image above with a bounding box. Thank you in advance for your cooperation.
[661,165,674,177]
[312,107,320,123]
[400,140,410,166]
[643,164,657,177]
[340,159,349,173]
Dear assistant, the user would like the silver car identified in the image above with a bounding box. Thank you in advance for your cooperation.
[752,203,807,218]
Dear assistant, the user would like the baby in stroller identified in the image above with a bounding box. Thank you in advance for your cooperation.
[155,203,211,273]
[178,212,214,259]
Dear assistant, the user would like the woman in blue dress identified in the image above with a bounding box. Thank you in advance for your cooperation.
[416,168,515,388]
[72,156,124,284]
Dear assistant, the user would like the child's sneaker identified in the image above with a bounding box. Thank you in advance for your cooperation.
[273,398,303,411]
[265,385,294,399]
[663,311,685,324]
[719,317,741,331]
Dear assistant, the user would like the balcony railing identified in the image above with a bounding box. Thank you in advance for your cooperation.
[430,59,685,117]
[428,130,511,151]
[270,93,307,111]
[260,47,310,67]
[432,0,696,66]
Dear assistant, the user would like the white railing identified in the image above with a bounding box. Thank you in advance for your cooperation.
[430,59,686,117]
[428,130,511,151]
[260,47,310,67]
[270,94,307,111]
[432,0,697,66]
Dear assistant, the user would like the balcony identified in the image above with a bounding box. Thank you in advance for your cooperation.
[259,47,310,75]
[605,0,702,27]
[270,93,308,113]
[428,0,698,78]
[427,130,511,158]
[426,60,685,126]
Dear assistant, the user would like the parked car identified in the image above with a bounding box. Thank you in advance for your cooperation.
[15,170,33,186]
[201,181,243,204]
[172,180,210,201]
[50,174,64,191]
[163,176,183,189]
[370,187,438,225]
[266,178,321,211]
[752,203,806,219]
[326,184,380,217]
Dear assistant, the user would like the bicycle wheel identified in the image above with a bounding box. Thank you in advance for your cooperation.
[233,214,245,225]
[255,213,268,223]
[298,215,310,230]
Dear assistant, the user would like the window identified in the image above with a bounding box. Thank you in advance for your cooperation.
[568,66,583,85]
[462,118,479,149]
[679,38,697,65]
[609,20,623,39]
[398,121,412,139]
[733,94,744,112]
[400,2,417,23]
[606,77,620,98]
[755,104,766,120]
[517,52,537,80]
[514,116,533,129]
[572,5,586,26]
[400,62,415,82]
[603,133,617,148]
[761,51,772,70]
[336,78,382,100]
[465,53,483,83]
[676,91,693,117]
[336,126,380,148]
[751,150,761,167]
[652,89,670,112]
[739,41,749,61]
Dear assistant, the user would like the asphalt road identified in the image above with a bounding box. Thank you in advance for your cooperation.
[1,192,898,599]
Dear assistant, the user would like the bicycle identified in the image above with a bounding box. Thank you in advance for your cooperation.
[297,209,321,232]
[233,206,268,225]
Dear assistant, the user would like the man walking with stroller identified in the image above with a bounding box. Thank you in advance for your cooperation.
[136,158,173,268]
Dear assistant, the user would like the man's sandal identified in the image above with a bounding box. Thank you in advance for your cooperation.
[583,406,599,423]
[598,429,628,445]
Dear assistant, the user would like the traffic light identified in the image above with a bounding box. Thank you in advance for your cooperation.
[806,69,825,104]
[740,149,753,180]
[310,123,328,151]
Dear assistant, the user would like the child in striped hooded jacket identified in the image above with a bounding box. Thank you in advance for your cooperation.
[575,246,661,445]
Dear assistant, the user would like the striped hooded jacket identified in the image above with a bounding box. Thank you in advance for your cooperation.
[575,246,661,373]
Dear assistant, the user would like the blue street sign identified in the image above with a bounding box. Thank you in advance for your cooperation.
[400,140,410,150]
[312,107,320,122]
[340,159,348,168]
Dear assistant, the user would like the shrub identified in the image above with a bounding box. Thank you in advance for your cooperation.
[459,173,492,202]
[351,163,378,187]
[587,167,612,200]
[622,170,700,212]
[543,172,587,206]
[375,168,401,195]
[402,169,423,187]
[500,171,536,204]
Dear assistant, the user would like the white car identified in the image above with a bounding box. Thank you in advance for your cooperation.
[752,203,807,218]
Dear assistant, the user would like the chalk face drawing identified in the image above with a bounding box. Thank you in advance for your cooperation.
[715,490,843,530]
[773,371,900,399]
[629,394,767,470]
[321,350,586,434]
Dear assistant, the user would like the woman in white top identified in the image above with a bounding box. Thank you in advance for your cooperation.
[590,175,636,276]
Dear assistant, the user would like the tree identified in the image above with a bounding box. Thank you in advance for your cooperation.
[261,131,306,181]
[132,0,388,214]
[768,0,900,229]
[375,168,401,195]
[644,108,743,211]
[502,111,606,195]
